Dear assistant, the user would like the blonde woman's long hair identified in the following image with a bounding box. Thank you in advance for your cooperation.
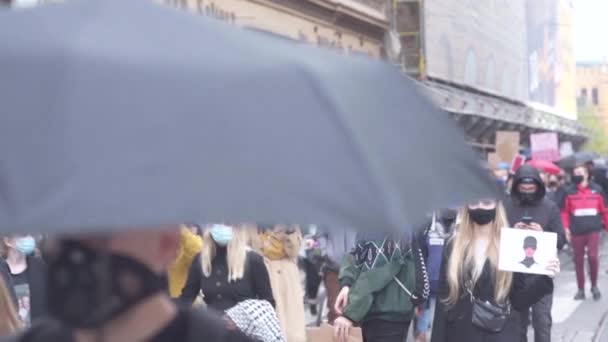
[201,225,249,283]
[0,276,22,335]
[444,202,513,306]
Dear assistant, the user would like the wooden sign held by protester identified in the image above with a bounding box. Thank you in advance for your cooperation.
[495,131,520,164]
[487,152,501,170]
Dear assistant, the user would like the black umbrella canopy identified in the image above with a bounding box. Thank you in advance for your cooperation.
[557,152,598,171]
[0,0,497,235]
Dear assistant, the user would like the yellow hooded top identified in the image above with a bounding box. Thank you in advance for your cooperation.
[168,228,203,298]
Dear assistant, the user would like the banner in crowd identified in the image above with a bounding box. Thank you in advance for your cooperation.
[530,132,560,161]
[510,154,527,175]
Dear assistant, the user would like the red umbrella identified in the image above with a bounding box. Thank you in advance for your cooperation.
[526,159,561,175]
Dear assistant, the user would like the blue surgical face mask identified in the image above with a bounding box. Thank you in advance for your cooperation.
[15,236,36,255]
[210,224,234,246]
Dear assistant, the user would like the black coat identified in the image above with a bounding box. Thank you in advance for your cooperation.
[23,256,48,322]
[180,248,275,311]
[431,242,554,342]
[504,165,566,250]
[8,256,48,323]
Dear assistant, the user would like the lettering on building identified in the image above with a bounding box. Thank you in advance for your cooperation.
[298,27,370,56]
[165,0,236,24]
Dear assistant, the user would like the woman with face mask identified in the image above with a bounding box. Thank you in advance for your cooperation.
[180,224,275,312]
[1,235,47,327]
[561,164,608,301]
[430,200,560,342]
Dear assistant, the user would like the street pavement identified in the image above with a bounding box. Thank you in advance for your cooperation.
[535,240,608,342]
[305,235,608,341]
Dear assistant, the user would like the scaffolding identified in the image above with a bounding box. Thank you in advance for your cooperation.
[392,0,423,77]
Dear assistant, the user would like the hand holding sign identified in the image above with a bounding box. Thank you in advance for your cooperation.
[545,258,561,278]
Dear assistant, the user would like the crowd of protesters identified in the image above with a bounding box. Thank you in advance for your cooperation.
[0,158,606,342]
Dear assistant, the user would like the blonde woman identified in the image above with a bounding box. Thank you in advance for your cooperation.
[0,275,21,336]
[180,224,274,311]
[431,200,560,342]
[256,224,306,342]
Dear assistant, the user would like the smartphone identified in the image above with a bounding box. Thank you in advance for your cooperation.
[521,216,534,225]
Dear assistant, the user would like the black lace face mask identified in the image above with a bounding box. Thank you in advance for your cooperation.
[46,239,164,329]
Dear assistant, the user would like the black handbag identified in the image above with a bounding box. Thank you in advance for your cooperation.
[466,282,511,333]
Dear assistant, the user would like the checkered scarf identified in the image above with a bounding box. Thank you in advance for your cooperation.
[225,299,286,342]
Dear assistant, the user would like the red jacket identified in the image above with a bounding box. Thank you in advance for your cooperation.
[561,182,608,235]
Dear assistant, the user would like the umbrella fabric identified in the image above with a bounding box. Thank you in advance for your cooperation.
[557,152,598,171]
[0,0,497,235]
[526,160,561,175]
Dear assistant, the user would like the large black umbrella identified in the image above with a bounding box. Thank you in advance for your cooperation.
[557,152,598,171]
[0,0,497,235]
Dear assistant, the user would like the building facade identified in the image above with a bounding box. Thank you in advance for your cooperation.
[165,0,388,58]
[392,0,586,156]
[4,0,588,155]
[577,63,608,130]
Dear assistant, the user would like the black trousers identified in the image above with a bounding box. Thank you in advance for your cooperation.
[518,292,553,342]
[304,258,322,299]
[362,319,411,342]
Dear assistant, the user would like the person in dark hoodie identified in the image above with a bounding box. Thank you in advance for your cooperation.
[519,236,540,269]
[503,164,565,342]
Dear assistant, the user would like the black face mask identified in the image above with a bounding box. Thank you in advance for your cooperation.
[468,208,496,226]
[518,192,537,204]
[46,239,164,329]
[572,175,585,185]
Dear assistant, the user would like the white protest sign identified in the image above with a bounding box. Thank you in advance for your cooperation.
[560,141,573,158]
[498,228,557,276]
[530,132,560,162]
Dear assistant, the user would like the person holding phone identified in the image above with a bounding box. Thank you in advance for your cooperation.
[503,164,565,342]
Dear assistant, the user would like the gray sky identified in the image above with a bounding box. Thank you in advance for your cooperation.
[575,0,608,62]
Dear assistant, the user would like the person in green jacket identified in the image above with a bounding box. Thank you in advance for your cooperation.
[333,232,429,342]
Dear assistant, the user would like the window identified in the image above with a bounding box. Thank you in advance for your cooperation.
[485,57,495,90]
[464,49,478,85]
[592,88,599,105]
[579,88,588,106]
[501,69,511,96]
